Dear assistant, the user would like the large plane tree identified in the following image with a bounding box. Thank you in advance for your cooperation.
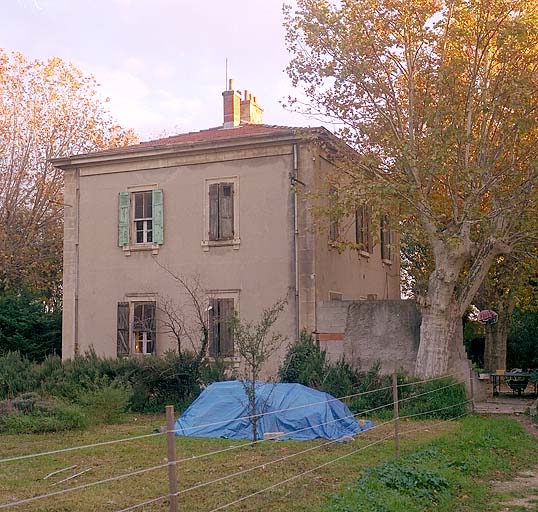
[285,0,538,376]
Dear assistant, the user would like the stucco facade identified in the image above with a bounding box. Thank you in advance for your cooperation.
[54,86,400,377]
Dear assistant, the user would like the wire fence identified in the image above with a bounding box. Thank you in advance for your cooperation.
[0,372,473,511]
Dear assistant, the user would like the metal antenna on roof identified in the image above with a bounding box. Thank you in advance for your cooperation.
[225,58,228,90]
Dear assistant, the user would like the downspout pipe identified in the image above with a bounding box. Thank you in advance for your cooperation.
[292,144,300,341]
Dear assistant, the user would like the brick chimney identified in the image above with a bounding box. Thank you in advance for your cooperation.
[240,90,263,124]
[222,79,241,128]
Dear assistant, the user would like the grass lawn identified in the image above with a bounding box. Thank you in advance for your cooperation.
[0,414,535,511]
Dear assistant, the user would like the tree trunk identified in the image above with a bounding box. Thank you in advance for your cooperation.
[415,244,464,377]
[416,303,459,377]
[483,303,512,372]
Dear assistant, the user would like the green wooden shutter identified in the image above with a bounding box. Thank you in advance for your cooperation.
[117,302,130,356]
[209,184,219,241]
[152,189,164,245]
[118,192,130,247]
[219,183,234,240]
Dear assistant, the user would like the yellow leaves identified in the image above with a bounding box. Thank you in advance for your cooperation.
[0,49,138,295]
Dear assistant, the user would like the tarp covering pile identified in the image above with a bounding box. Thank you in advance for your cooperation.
[174,380,373,441]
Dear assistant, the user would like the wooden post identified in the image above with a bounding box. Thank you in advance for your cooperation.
[469,368,476,413]
[392,373,400,458]
[166,405,178,512]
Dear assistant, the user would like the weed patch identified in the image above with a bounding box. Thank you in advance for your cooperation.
[324,416,538,512]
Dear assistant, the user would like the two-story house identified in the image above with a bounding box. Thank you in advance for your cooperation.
[52,81,400,377]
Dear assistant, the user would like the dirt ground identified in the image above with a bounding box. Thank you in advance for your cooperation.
[489,415,538,511]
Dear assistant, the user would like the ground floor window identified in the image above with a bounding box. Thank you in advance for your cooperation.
[117,300,156,356]
[208,298,234,357]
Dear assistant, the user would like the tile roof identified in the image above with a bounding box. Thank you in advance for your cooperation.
[137,123,302,146]
[52,123,331,165]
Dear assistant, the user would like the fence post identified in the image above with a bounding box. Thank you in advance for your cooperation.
[166,405,179,512]
[392,373,400,458]
[469,367,476,413]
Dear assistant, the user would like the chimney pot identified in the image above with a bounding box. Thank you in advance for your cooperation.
[222,78,241,127]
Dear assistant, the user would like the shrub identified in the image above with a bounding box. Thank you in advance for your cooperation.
[0,394,87,434]
[279,331,328,388]
[0,352,33,399]
[0,291,61,362]
[0,349,212,417]
[279,333,469,420]
[77,382,132,424]
[125,351,203,412]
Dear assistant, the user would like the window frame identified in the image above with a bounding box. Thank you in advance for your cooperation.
[380,215,395,264]
[355,205,373,256]
[202,176,240,251]
[117,296,157,357]
[206,290,240,361]
[132,190,154,245]
[119,185,163,256]
[328,186,339,244]
[132,301,156,355]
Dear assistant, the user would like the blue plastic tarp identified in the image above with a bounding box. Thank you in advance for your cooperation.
[174,381,373,441]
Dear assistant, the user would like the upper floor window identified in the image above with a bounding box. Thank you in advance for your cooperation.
[328,187,339,242]
[118,188,163,250]
[202,177,240,250]
[355,205,372,254]
[209,182,234,241]
[380,215,395,263]
[133,191,153,244]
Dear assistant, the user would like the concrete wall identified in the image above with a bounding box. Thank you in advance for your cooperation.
[317,300,420,374]
[317,300,472,388]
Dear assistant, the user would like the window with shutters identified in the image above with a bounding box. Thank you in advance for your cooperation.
[328,187,339,243]
[208,298,235,357]
[116,300,156,357]
[118,187,163,255]
[202,177,240,250]
[380,215,395,263]
[355,205,373,255]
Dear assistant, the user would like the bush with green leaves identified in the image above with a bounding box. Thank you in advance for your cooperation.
[279,332,468,420]
[0,392,87,434]
[76,382,132,424]
[0,349,223,415]
[279,331,359,397]
[0,290,61,362]
[507,308,538,369]
[0,351,33,399]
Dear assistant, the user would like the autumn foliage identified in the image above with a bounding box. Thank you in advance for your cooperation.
[285,0,538,375]
[0,49,137,301]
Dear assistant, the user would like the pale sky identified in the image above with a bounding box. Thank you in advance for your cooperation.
[1,0,317,140]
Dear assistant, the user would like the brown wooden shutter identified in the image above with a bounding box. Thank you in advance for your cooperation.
[117,302,130,357]
[381,215,390,260]
[219,299,235,356]
[209,184,219,241]
[219,183,234,240]
[208,298,217,356]
[355,207,363,248]
[366,206,373,253]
